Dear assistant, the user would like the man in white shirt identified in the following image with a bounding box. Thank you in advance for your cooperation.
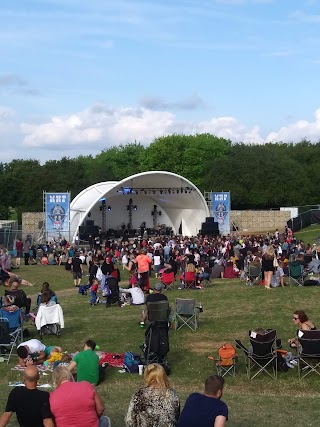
[119,283,145,306]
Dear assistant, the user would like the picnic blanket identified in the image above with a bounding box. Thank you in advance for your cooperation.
[97,352,125,367]
[11,364,53,372]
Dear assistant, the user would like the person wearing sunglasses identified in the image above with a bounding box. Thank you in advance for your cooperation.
[288,310,317,347]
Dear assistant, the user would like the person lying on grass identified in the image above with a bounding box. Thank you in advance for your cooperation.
[17,339,62,367]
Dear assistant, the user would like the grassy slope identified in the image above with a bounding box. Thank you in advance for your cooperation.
[295,224,320,245]
[1,265,320,426]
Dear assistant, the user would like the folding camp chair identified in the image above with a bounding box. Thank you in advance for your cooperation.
[288,261,304,286]
[35,304,64,338]
[161,272,176,291]
[146,300,170,323]
[0,309,23,363]
[174,298,200,331]
[235,329,277,379]
[184,272,197,289]
[208,343,237,377]
[297,329,320,379]
[246,264,262,286]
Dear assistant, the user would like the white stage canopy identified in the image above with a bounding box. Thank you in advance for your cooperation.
[70,171,209,241]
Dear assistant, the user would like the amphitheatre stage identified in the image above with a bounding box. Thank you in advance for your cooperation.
[70,171,210,242]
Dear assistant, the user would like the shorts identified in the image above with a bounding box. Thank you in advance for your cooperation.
[73,272,82,279]
[44,346,56,357]
[154,264,161,273]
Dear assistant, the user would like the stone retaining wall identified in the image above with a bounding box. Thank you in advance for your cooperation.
[230,210,291,233]
[22,212,45,241]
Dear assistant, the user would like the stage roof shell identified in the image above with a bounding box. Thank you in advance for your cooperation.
[70,171,209,241]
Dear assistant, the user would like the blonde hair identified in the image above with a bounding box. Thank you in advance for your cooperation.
[265,245,275,258]
[186,263,196,273]
[52,365,74,388]
[144,363,170,395]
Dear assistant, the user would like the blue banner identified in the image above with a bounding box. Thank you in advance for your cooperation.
[45,193,70,241]
[212,192,230,235]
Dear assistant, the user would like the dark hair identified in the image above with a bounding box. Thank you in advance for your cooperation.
[40,291,51,304]
[85,339,96,350]
[41,282,50,292]
[204,375,224,395]
[294,310,308,323]
[17,346,28,359]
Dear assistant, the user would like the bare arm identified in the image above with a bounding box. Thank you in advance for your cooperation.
[0,412,12,427]
[214,415,227,427]
[67,361,77,372]
[94,390,105,417]
[43,418,55,427]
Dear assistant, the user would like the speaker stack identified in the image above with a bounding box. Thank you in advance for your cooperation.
[200,217,219,236]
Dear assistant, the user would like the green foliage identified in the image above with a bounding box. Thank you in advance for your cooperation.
[1,137,320,219]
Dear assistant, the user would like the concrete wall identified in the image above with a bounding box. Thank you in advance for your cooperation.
[22,212,45,241]
[230,210,291,233]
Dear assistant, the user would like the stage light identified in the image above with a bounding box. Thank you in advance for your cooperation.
[168,190,171,194]
[159,211,162,216]
[107,206,111,211]
[153,190,156,194]
[177,190,179,194]
[134,206,137,211]
[154,205,157,210]
[88,212,91,217]
[160,190,163,194]
[144,190,147,194]
[185,189,187,193]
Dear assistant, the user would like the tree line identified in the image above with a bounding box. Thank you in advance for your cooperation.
[1,135,319,222]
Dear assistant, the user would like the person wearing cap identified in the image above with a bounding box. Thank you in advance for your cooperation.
[140,283,168,325]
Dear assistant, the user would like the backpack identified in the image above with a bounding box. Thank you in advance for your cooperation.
[123,351,142,373]
[217,343,236,366]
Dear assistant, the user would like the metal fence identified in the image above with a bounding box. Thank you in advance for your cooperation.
[0,228,44,252]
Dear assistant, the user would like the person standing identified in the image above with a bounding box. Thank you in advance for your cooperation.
[72,252,83,287]
[135,249,152,292]
[262,245,276,290]
[24,239,31,266]
[177,375,228,427]
[15,239,23,266]
[0,365,54,427]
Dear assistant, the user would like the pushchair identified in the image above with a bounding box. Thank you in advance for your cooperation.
[105,277,121,307]
[140,301,170,374]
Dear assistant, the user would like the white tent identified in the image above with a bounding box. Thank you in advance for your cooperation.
[70,171,209,241]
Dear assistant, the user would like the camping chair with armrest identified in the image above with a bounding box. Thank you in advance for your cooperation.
[208,343,237,377]
[247,264,262,286]
[35,304,64,338]
[288,261,304,286]
[297,329,320,379]
[161,272,176,291]
[184,271,197,289]
[174,298,201,331]
[235,329,278,379]
[0,309,23,363]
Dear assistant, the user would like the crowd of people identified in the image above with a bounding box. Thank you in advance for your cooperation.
[1,227,319,426]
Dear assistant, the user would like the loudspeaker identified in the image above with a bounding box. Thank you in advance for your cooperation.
[86,220,94,226]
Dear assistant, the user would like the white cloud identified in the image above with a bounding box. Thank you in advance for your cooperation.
[266,109,320,143]
[13,104,320,157]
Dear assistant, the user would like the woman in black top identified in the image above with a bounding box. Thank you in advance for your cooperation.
[262,245,276,290]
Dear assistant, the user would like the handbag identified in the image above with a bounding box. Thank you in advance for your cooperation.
[273,257,279,268]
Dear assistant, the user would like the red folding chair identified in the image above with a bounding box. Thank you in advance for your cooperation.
[184,271,197,289]
[161,271,175,291]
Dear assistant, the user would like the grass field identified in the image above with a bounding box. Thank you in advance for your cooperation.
[1,264,320,427]
[295,224,320,245]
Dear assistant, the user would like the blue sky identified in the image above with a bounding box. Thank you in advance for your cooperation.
[1,0,320,162]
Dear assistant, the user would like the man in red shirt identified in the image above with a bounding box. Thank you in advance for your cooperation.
[134,250,152,292]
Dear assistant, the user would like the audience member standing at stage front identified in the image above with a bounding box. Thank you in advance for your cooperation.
[15,238,23,266]
[24,239,31,266]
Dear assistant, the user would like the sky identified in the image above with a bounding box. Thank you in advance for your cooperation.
[1,0,320,163]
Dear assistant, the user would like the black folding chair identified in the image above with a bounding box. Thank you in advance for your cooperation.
[297,329,320,379]
[235,329,277,379]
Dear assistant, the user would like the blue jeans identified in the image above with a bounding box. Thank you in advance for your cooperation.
[90,290,97,304]
[98,416,110,427]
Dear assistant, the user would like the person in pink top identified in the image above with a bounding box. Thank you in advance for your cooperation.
[50,366,110,427]
[134,249,152,292]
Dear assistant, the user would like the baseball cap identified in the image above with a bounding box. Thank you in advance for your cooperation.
[153,283,164,291]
